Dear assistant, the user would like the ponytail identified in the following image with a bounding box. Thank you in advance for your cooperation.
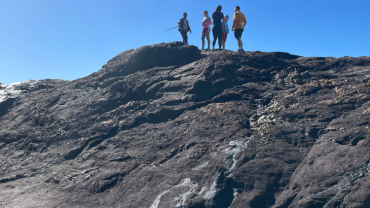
[215,5,222,12]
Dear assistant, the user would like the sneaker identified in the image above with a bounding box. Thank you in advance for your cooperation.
[238,49,245,52]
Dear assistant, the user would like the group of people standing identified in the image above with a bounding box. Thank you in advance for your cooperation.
[177,5,247,52]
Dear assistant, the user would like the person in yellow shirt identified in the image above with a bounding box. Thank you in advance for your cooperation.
[231,6,247,52]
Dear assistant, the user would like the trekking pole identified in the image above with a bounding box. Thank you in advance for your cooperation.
[165,26,178,31]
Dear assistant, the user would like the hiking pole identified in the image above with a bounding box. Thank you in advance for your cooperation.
[165,26,178,31]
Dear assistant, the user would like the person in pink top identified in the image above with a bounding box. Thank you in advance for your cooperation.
[201,10,212,51]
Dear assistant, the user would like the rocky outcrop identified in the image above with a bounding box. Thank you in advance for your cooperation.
[1,42,370,208]
[0,82,6,89]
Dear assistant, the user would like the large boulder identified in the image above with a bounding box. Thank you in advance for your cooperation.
[0,42,370,208]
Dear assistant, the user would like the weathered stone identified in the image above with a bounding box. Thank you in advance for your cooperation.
[1,42,370,208]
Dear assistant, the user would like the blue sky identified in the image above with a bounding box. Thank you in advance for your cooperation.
[1,0,369,85]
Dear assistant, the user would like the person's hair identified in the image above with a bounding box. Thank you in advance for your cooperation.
[235,6,240,11]
[203,10,208,15]
[215,5,222,12]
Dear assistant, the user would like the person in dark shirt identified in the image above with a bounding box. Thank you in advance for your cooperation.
[178,12,192,44]
[212,5,224,50]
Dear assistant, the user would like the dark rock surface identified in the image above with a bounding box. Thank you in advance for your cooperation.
[1,41,370,208]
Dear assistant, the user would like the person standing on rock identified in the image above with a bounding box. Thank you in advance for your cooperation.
[232,6,247,52]
[221,15,229,50]
[201,10,212,51]
[178,12,192,44]
[212,5,224,51]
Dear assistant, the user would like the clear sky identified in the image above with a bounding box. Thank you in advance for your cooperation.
[1,0,369,85]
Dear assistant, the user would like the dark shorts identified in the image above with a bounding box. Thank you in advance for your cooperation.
[234,29,244,38]
[222,33,227,41]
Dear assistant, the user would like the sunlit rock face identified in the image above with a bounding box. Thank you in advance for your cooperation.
[1,42,370,208]
[0,80,37,103]
[0,83,6,89]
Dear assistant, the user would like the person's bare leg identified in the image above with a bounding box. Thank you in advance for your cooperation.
[236,37,243,49]
[202,34,205,50]
[222,41,225,50]
[206,33,211,50]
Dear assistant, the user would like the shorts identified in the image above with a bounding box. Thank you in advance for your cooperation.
[222,33,227,41]
[202,27,211,34]
[234,29,244,38]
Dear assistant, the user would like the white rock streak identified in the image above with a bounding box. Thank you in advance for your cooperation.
[191,161,209,171]
[149,190,170,208]
[203,175,219,200]
[173,178,198,208]
[201,136,252,206]
[223,136,252,174]
[149,178,198,208]
[150,136,252,207]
